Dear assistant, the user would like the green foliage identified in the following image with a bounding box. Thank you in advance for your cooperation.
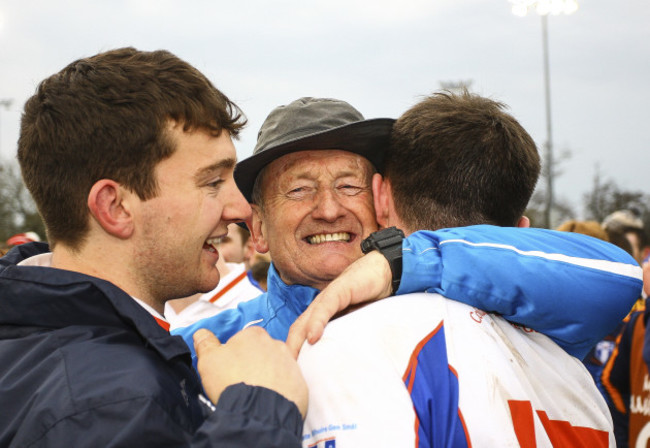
[525,169,649,236]
[524,189,575,229]
[0,160,45,243]
[583,171,650,240]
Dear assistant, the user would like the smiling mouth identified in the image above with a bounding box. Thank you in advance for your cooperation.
[307,232,352,244]
[204,236,223,253]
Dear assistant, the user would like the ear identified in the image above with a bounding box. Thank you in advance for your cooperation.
[248,205,270,254]
[516,216,531,228]
[372,173,391,228]
[87,180,134,239]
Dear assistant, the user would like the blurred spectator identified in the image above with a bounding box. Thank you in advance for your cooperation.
[556,220,609,241]
[599,218,642,309]
[601,298,649,446]
[555,219,635,404]
[250,259,271,292]
[2,231,42,256]
[219,223,271,291]
[600,212,650,447]
[606,228,635,258]
[603,209,648,265]
[6,231,41,246]
[218,223,250,265]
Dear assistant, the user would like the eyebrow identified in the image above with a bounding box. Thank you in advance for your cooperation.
[194,158,237,182]
[336,169,366,178]
[293,168,366,180]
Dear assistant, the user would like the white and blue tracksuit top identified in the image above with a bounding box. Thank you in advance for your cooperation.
[299,294,616,447]
[172,225,643,365]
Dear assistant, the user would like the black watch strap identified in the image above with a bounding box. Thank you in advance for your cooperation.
[361,227,405,295]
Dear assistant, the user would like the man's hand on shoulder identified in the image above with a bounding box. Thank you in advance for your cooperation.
[194,327,308,418]
[286,250,392,357]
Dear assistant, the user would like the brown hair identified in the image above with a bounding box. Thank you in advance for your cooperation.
[18,47,245,248]
[387,90,540,230]
[556,220,609,242]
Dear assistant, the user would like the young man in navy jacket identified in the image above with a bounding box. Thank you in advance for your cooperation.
[0,47,306,447]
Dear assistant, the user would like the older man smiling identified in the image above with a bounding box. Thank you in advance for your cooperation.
[173,96,642,364]
[247,148,378,291]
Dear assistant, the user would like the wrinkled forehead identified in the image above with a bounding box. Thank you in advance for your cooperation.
[264,149,375,184]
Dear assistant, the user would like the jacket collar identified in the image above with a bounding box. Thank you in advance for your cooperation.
[266,263,319,316]
[0,242,189,361]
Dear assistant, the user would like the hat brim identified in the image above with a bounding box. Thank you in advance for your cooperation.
[235,118,395,202]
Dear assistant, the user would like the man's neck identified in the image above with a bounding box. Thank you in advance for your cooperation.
[385,216,413,237]
[51,243,164,315]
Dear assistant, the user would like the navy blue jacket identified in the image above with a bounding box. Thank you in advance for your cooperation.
[0,243,302,447]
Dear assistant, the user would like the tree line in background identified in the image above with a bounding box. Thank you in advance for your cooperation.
[0,158,647,244]
[0,161,46,243]
[525,168,650,239]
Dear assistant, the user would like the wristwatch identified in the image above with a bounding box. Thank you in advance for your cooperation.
[361,226,405,295]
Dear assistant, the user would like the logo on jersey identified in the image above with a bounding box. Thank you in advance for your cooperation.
[594,340,615,364]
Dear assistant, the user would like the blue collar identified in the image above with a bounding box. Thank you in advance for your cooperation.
[266,263,319,316]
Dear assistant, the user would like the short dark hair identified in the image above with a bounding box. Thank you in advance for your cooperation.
[386,90,540,230]
[605,228,634,257]
[18,47,246,248]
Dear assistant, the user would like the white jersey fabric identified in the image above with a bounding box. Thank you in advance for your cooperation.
[165,262,262,330]
[299,293,614,448]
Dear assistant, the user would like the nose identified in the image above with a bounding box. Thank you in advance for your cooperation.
[311,187,346,222]
[222,179,253,224]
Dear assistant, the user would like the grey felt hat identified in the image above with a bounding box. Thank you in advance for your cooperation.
[234,97,395,202]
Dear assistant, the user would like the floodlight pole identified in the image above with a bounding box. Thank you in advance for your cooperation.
[541,13,554,229]
[510,0,578,228]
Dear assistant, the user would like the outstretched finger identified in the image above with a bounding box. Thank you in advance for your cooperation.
[307,280,356,337]
[289,289,348,351]
[286,311,312,358]
[302,299,332,343]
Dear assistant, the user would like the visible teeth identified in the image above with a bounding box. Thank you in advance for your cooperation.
[307,233,351,244]
[205,237,223,249]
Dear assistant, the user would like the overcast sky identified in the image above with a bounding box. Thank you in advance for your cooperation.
[1,0,648,217]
